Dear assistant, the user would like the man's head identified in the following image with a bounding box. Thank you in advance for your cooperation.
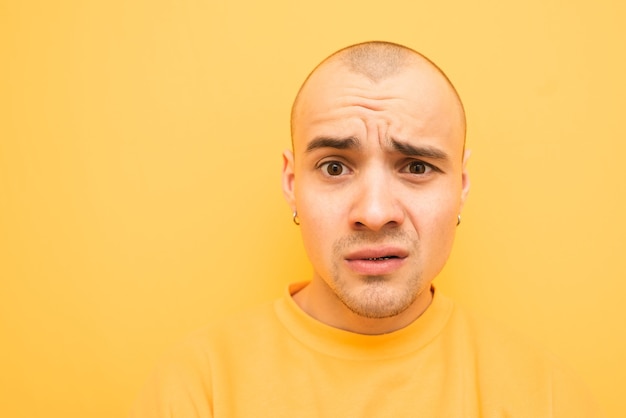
[282,41,470,333]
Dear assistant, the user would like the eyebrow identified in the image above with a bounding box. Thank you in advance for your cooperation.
[390,138,450,161]
[305,136,361,153]
[304,135,450,162]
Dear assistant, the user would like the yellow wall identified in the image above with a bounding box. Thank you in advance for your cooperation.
[1,1,624,416]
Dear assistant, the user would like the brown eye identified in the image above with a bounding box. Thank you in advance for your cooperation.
[325,162,344,176]
[408,161,428,174]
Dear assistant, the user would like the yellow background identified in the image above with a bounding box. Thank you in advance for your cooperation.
[1,0,624,416]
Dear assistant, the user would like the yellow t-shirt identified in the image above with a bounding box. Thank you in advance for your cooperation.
[130,283,601,417]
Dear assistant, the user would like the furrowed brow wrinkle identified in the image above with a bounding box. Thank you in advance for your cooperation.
[305,136,361,153]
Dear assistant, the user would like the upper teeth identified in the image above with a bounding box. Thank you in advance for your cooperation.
[367,257,391,261]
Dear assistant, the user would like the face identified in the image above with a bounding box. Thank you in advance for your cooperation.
[283,60,470,321]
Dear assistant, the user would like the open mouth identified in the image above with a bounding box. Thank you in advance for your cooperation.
[365,256,399,261]
[345,248,406,275]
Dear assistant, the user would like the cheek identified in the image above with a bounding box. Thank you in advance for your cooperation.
[296,178,346,226]
[424,198,459,245]
[406,188,459,223]
[298,219,338,280]
[299,208,341,248]
[296,191,349,265]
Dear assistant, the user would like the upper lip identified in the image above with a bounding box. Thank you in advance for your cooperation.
[345,246,409,260]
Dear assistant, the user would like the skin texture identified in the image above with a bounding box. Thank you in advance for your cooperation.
[282,44,470,335]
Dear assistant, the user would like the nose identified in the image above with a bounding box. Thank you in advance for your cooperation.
[348,170,405,231]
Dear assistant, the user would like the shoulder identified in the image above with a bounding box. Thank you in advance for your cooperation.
[129,301,279,418]
[443,298,602,417]
[174,302,279,357]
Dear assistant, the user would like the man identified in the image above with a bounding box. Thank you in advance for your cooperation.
[130,41,600,417]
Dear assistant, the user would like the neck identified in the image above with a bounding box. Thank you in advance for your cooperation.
[291,279,433,335]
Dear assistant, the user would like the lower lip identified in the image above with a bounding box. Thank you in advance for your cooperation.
[345,258,405,276]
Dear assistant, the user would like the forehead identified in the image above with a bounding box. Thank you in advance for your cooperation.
[292,62,465,154]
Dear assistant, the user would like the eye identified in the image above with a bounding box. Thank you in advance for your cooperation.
[320,161,346,176]
[406,161,431,174]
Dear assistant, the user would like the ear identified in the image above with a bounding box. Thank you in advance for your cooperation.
[459,149,471,211]
[282,149,296,211]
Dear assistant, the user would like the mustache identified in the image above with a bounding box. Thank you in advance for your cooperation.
[333,229,414,250]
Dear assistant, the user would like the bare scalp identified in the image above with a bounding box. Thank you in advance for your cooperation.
[290,41,466,144]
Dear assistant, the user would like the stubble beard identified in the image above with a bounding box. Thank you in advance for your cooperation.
[330,230,424,319]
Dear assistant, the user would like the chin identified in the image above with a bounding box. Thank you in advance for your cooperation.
[339,279,420,319]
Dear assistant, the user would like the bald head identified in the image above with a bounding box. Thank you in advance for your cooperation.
[290,41,466,146]
[337,41,415,82]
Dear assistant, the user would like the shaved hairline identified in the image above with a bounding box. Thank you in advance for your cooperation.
[290,41,467,147]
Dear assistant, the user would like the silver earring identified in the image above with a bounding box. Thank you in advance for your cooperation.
[456,214,461,226]
[292,211,300,226]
